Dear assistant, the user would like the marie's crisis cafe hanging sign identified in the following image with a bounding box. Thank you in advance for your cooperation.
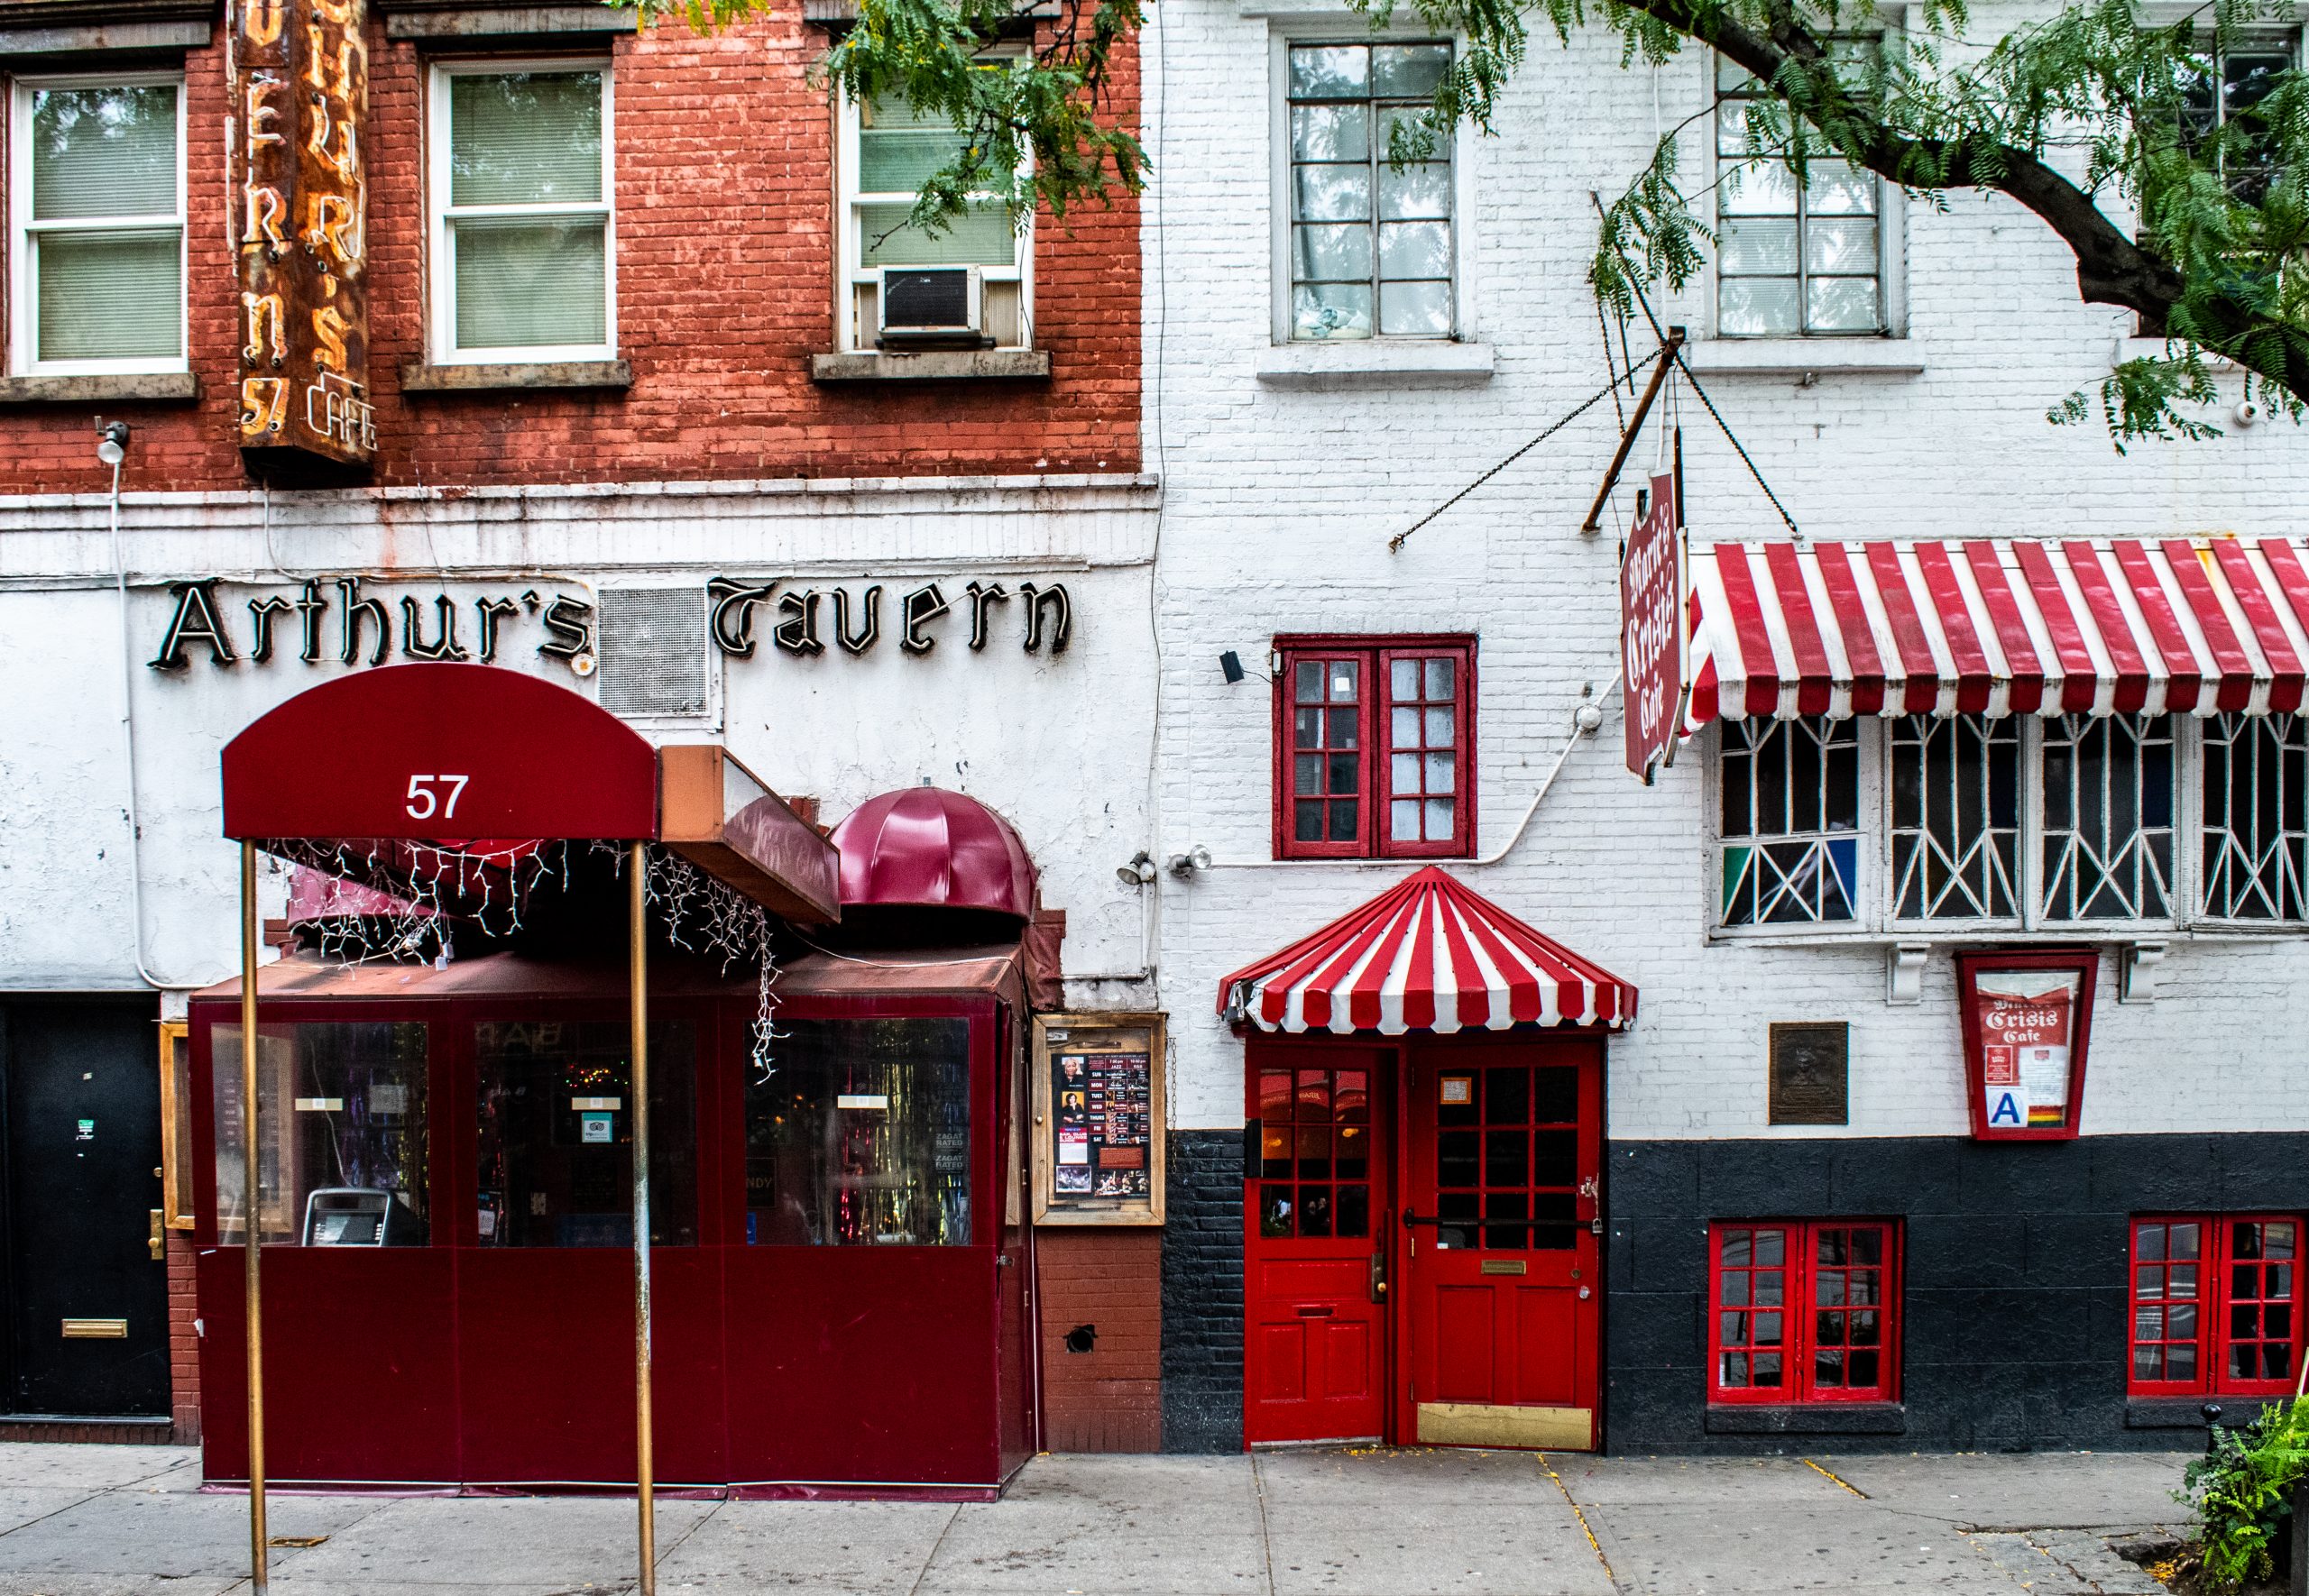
[1620,471,1684,782]
[231,0,374,469]
[1955,948,2101,1142]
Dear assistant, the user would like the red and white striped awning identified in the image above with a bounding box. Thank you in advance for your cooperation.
[1216,867,1638,1035]
[1688,537,2309,722]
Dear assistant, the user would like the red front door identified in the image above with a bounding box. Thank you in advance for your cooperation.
[1241,1045,1392,1444]
[1397,1040,1602,1450]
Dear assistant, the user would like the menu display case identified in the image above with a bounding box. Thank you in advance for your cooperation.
[1031,1012,1165,1225]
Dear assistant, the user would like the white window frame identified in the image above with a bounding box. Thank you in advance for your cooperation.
[834,68,1032,354]
[1267,28,1478,346]
[1704,44,1907,342]
[6,70,189,378]
[426,56,617,366]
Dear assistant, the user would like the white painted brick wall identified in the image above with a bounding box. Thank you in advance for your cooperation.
[1139,0,2309,1140]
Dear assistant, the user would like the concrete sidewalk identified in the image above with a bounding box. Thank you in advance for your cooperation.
[0,1442,2192,1595]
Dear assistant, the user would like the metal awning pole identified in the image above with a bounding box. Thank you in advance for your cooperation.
[630,842,655,1596]
[240,839,268,1593]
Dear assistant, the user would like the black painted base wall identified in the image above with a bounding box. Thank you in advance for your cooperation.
[1161,1130,1243,1454]
[1608,1132,2309,1454]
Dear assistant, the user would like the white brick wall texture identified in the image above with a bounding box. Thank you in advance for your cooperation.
[1138,0,2309,1141]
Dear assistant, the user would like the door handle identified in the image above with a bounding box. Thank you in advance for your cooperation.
[148,1210,164,1262]
[1369,1251,1388,1302]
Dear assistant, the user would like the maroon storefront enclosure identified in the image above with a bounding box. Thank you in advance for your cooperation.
[189,952,1035,1494]
[204,664,1038,1500]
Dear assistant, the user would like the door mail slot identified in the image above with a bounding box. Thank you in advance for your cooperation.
[1478,1259,1527,1277]
[1295,1304,1336,1317]
[61,1318,128,1339]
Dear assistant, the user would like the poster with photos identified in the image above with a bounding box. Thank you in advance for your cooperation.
[1033,1013,1166,1225]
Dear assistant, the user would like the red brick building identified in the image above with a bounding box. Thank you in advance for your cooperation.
[0,0,1157,1473]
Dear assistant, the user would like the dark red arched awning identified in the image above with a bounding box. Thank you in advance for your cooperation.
[222,662,658,843]
[830,786,1037,920]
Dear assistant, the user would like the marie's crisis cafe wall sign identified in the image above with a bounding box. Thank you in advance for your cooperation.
[231,0,374,469]
[1955,948,2101,1142]
[1620,471,1683,782]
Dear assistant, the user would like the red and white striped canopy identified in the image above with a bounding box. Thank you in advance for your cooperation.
[1688,537,2309,723]
[1216,867,1638,1036]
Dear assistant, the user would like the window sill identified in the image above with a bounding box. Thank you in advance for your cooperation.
[1255,341,1495,390]
[400,360,631,393]
[378,0,638,37]
[810,350,1051,383]
[2125,1398,2224,1429]
[1683,338,1925,379]
[1705,1402,1905,1436]
[0,371,198,405]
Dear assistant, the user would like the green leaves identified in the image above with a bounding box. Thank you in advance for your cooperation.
[2181,1398,2309,1594]
[823,0,1145,242]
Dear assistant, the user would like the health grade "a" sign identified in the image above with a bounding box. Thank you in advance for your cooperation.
[1620,472,1683,782]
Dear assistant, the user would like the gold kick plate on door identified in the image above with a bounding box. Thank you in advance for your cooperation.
[1479,1259,1527,1276]
[61,1319,128,1340]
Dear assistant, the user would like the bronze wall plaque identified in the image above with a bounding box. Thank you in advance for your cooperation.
[230,0,374,471]
[1769,1021,1848,1125]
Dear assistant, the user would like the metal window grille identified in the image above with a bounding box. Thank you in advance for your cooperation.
[2202,711,2309,921]
[1890,714,2019,920]
[1718,717,1860,925]
[1285,41,1455,341]
[1715,46,1884,336]
[2039,714,2175,922]
[597,587,708,719]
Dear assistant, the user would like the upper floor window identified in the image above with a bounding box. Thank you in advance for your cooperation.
[428,62,613,363]
[1283,41,1455,342]
[1715,47,1886,337]
[1274,637,1474,860]
[7,76,184,374]
[2130,1215,2303,1399]
[1709,1219,1900,1405]
[2180,32,2296,202]
[839,85,1029,352]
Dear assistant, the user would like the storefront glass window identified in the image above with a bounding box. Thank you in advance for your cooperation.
[743,1017,972,1246]
[213,1023,429,1246]
[474,1020,695,1247]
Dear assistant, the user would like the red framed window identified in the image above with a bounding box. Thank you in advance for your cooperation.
[2129,1215,2304,1398]
[1274,636,1475,860]
[1708,1220,1901,1404]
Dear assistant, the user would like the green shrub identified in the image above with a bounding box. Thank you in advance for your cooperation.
[2181,1398,2309,1594]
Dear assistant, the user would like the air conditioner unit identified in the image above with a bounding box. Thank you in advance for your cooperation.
[876,265,989,349]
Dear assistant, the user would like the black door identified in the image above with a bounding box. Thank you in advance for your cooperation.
[2,999,168,1416]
